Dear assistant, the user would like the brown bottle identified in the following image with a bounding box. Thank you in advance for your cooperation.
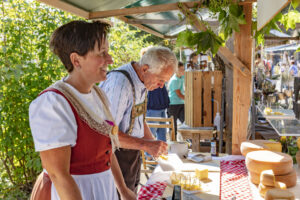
[210,127,219,157]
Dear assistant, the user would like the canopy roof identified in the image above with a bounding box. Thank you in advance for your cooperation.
[265,42,300,52]
[39,0,255,38]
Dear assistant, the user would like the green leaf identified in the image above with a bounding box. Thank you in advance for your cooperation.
[292,0,299,9]
[296,47,300,53]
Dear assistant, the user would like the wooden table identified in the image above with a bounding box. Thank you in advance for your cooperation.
[177,127,214,152]
[144,155,300,200]
[146,154,221,200]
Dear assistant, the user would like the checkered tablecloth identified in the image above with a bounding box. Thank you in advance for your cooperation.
[138,181,167,200]
[220,159,253,200]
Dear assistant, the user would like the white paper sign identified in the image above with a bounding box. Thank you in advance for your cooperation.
[257,0,290,31]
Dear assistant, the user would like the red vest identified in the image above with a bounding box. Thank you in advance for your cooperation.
[40,89,112,175]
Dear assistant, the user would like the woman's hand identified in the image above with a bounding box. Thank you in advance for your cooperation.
[120,187,137,200]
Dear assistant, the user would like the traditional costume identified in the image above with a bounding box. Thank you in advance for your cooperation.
[29,80,119,200]
[100,62,147,193]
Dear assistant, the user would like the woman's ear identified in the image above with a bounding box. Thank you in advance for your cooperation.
[70,52,81,70]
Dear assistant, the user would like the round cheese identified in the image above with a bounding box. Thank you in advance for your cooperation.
[265,188,295,200]
[249,169,297,188]
[246,150,293,175]
[240,140,282,157]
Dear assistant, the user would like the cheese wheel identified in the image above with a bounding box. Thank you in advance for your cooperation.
[260,170,275,186]
[265,189,295,200]
[259,183,274,197]
[249,169,297,188]
[241,140,282,156]
[246,150,293,175]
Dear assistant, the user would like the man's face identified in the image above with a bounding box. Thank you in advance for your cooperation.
[143,66,174,91]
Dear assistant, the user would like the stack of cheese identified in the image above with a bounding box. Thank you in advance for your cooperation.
[246,150,296,198]
[240,140,282,157]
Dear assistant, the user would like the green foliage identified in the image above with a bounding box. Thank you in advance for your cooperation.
[0,0,80,198]
[218,4,246,40]
[176,29,223,56]
[297,47,300,53]
[254,3,300,47]
[176,2,244,56]
[0,1,152,199]
[108,20,153,70]
[254,13,282,46]
[279,10,300,30]
[204,0,233,13]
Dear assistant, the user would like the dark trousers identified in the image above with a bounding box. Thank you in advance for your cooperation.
[167,104,185,138]
[115,148,141,194]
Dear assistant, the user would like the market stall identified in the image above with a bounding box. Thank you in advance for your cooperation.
[35,1,300,199]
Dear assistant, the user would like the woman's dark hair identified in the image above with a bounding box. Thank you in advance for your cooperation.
[50,20,111,72]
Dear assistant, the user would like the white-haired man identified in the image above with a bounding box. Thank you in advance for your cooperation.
[100,46,177,193]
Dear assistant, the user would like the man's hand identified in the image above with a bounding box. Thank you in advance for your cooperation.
[145,140,168,157]
[120,187,136,200]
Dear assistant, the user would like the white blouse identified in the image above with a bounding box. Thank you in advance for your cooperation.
[29,81,109,151]
[29,81,118,200]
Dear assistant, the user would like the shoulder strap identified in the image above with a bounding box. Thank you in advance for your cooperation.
[108,70,136,135]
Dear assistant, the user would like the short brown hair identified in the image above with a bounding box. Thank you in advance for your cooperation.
[50,20,111,72]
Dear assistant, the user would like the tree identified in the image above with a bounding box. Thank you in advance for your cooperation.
[0,1,152,198]
[108,19,153,69]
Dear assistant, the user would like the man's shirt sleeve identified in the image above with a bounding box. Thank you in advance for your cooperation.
[100,73,132,127]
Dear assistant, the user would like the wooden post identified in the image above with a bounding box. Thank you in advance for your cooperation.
[232,4,253,154]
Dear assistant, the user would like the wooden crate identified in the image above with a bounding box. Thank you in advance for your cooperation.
[185,71,223,127]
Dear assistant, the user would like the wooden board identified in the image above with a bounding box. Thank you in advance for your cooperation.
[232,4,252,155]
[185,71,223,128]
[213,71,223,121]
[203,72,212,126]
[193,72,202,126]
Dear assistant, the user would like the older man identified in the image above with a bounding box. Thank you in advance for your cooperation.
[100,46,177,193]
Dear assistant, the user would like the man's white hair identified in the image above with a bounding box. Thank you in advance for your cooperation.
[139,46,177,74]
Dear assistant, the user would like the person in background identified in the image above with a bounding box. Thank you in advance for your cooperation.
[186,52,199,70]
[100,46,177,193]
[254,53,265,89]
[140,47,170,142]
[289,60,298,77]
[29,20,135,200]
[168,61,185,138]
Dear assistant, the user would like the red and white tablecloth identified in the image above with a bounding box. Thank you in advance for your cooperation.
[138,157,253,200]
[220,159,253,200]
[138,181,167,200]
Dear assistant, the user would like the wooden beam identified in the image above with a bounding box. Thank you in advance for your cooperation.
[118,16,165,38]
[38,0,89,19]
[179,3,251,77]
[89,1,198,19]
[264,36,300,40]
[127,19,179,25]
[237,0,257,4]
[232,4,253,155]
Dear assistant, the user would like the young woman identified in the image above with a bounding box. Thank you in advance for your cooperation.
[29,20,135,200]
